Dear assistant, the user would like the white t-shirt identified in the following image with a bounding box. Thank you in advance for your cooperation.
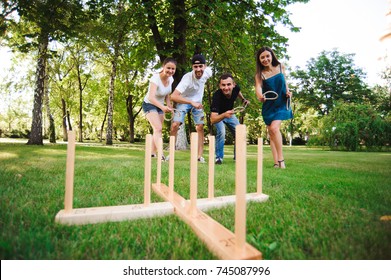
[144,73,174,105]
[175,67,212,103]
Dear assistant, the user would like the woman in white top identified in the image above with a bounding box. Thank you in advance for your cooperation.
[142,58,177,158]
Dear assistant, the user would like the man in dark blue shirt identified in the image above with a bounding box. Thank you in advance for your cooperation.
[210,74,249,164]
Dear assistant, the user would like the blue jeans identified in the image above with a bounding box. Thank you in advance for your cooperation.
[214,115,240,160]
[172,103,204,125]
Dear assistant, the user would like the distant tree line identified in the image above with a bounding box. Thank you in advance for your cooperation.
[1,0,390,150]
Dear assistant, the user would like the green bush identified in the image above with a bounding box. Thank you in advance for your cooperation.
[321,103,390,151]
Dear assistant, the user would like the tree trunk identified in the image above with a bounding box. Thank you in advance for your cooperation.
[61,98,68,141]
[126,94,135,143]
[27,33,48,145]
[77,65,83,142]
[176,123,188,150]
[100,99,109,142]
[67,110,72,131]
[106,56,117,145]
[171,0,187,81]
[44,71,56,143]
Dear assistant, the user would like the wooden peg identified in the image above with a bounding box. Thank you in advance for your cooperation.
[168,136,175,201]
[208,135,215,199]
[257,137,263,194]
[64,130,76,213]
[190,132,198,215]
[235,124,247,252]
[144,134,152,206]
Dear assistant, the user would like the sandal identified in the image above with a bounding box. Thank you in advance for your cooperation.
[273,164,279,168]
[278,160,286,169]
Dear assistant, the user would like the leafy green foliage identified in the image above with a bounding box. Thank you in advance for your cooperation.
[292,49,370,116]
[320,102,391,151]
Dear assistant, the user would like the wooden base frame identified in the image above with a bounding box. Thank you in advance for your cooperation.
[55,125,268,259]
[55,202,174,225]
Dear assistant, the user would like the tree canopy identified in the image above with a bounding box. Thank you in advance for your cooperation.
[1,0,389,150]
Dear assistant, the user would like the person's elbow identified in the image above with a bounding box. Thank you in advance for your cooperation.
[170,93,180,103]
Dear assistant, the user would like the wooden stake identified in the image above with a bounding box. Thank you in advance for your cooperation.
[64,130,76,213]
[144,134,152,206]
[190,132,198,215]
[208,135,215,199]
[168,136,175,201]
[156,137,163,187]
[235,124,247,252]
[257,137,263,194]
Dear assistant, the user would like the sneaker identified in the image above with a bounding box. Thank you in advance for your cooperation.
[198,157,206,164]
[215,158,222,165]
[152,154,167,161]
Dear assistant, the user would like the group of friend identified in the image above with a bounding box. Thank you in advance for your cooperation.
[142,47,293,168]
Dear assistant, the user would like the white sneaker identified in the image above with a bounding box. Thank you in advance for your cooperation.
[198,157,206,164]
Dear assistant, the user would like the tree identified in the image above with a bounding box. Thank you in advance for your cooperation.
[85,0,143,145]
[292,49,369,116]
[2,0,84,144]
[2,0,310,144]
[138,0,308,145]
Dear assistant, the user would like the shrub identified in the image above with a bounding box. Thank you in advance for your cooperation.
[321,102,391,151]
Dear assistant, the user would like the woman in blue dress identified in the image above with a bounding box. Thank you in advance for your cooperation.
[255,47,293,168]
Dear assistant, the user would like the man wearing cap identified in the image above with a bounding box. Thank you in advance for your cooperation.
[170,54,213,163]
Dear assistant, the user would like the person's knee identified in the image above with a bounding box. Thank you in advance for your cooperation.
[152,122,163,133]
[153,126,162,134]
[171,122,180,132]
[268,124,280,136]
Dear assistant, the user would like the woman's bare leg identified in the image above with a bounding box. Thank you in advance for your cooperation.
[146,112,164,156]
[268,120,285,168]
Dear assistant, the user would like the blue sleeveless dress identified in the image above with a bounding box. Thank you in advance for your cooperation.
[261,65,293,125]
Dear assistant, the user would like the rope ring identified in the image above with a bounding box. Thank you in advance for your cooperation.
[164,108,180,121]
[263,91,278,100]
[286,97,292,111]
[233,102,249,113]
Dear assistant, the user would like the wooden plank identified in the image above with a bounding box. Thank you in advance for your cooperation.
[144,134,152,206]
[168,136,175,202]
[257,137,263,194]
[55,202,174,225]
[64,130,76,213]
[189,132,198,215]
[152,183,262,260]
[208,135,215,199]
[196,193,269,212]
[156,138,163,187]
[235,124,247,251]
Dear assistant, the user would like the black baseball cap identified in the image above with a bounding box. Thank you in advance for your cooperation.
[191,54,206,65]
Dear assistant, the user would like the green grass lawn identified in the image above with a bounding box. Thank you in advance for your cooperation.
[0,139,390,260]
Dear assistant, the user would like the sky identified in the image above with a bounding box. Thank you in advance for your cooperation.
[0,0,389,85]
[278,0,390,86]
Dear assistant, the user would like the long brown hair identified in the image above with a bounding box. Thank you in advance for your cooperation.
[255,46,281,80]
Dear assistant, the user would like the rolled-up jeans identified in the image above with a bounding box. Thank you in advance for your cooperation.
[214,115,239,160]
